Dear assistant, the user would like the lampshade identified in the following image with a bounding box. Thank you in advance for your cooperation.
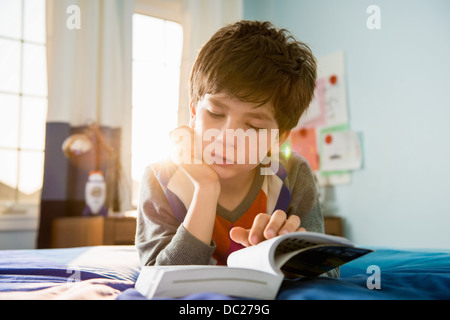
[60,123,120,212]
[61,124,115,169]
[61,133,93,158]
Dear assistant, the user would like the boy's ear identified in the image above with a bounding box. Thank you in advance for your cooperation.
[189,102,196,128]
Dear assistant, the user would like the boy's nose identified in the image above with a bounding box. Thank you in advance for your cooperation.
[215,120,240,144]
[214,130,233,148]
[223,121,240,132]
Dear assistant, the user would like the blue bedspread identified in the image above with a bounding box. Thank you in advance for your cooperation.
[277,248,450,300]
[0,246,449,299]
[0,246,140,297]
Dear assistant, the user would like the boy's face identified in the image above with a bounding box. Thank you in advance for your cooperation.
[190,93,287,180]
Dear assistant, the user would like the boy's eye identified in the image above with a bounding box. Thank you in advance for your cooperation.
[247,124,263,131]
[207,110,225,119]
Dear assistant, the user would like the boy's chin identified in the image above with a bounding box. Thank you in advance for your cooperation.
[210,163,257,180]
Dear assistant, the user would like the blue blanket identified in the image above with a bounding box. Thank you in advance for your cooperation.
[1,246,449,299]
[0,246,139,297]
[277,248,450,300]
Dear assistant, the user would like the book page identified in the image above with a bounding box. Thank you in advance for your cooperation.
[227,231,354,275]
[227,237,281,275]
[280,245,373,277]
[273,246,316,270]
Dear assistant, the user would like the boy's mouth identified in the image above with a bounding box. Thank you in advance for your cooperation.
[211,152,235,165]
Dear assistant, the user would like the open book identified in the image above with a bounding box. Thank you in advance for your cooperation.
[135,232,373,300]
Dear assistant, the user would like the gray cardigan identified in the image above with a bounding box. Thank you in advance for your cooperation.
[135,152,339,278]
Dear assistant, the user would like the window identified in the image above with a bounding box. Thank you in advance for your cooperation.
[131,14,183,207]
[0,0,47,206]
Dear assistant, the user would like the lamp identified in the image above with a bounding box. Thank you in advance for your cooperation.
[61,123,119,216]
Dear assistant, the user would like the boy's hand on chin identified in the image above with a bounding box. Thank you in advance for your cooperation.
[170,126,220,190]
[230,210,306,247]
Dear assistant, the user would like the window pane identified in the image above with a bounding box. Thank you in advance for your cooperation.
[22,43,47,96]
[0,0,22,39]
[0,149,18,201]
[161,65,181,108]
[17,151,44,203]
[165,21,183,67]
[20,96,47,151]
[133,62,180,110]
[131,95,175,178]
[133,14,164,62]
[0,94,19,148]
[132,60,154,107]
[132,14,183,207]
[0,38,21,93]
[23,0,46,44]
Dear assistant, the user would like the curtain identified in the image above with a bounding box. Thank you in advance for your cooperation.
[38,0,133,248]
[178,0,243,126]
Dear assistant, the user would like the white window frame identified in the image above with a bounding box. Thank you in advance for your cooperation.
[134,0,183,24]
[128,0,183,209]
[0,1,47,243]
[0,0,47,220]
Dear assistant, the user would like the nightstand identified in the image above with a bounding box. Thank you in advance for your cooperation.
[51,216,137,248]
[323,216,343,237]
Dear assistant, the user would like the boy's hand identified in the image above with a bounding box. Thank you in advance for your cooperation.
[229,210,306,247]
[170,126,220,190]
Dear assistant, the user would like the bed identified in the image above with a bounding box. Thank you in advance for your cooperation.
[0,245,449,300]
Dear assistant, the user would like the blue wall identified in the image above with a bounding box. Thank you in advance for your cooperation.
[244,0,450,249]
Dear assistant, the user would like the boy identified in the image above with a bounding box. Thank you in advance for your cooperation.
[136,21,334,275]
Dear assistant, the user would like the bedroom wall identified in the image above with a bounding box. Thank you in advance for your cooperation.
[244,0,450,249]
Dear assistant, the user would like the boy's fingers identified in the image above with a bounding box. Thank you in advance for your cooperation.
[264,210,286,239]
[229,227,250,247]
[249,213,271,245]
[231,214,305,248]
[279,215,301,235]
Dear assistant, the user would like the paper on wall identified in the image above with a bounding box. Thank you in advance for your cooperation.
[297,78,327,129]
[323,72,349,127]
[319,51,349,127]
[316,172,351,187]
[295,51,349,129]
[320,125,362,173]
[292,51,358,187]
[289,127,319,171]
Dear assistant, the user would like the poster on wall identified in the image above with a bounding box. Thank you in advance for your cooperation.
[296,51,349,130]
[318,51,349,128]
[289,127,319,171]
[289,51,362,186]
[297,78,327,129]
[320,125,362,173]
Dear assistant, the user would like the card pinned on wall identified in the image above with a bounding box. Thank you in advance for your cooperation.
[289,127,319,171]
[319,125,362,174]
[291,51,362,186]
[324,72,349,128]
[297,78,327,129]
[316,171,352,186]
[296,51,349,130]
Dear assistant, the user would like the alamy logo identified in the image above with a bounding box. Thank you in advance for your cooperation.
[366,265,381,289]
[170,128,280,176]
[66,5,81,30]
[66,265,81,283]
[366,5,381,30]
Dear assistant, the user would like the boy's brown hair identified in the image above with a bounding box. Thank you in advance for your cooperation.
[190,20,317,134]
